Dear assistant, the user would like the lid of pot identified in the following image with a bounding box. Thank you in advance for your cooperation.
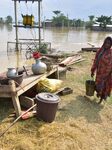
[36,92,60,103]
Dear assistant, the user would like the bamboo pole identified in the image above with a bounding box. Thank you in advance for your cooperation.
[14,1,19,51]
[0,104,37,138]
[38,0,41,50]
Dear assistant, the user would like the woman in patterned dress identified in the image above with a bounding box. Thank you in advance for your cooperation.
[91,36,112,104]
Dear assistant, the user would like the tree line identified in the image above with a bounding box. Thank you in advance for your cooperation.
[86,15,112,29]
[51,10,85,27]
[0,16,13,24]
[0,12,112,30]
[51,11,112,29]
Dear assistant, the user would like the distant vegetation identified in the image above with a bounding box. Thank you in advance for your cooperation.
[51,11,112,29]
[86,15,112,29]
[0,13,112,30]
[0,16,13,24]
[52,10,85,27]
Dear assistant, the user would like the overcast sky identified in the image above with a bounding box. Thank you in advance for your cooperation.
[0,0,112,21]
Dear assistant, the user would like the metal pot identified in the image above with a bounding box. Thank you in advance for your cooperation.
[7,68,17,78]
[10,74,23,87]
[32,59,47,75]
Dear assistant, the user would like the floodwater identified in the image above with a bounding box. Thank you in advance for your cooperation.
[0,24,112,73]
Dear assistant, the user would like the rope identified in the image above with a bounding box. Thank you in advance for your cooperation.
[25,2,29,14]
[30,29,38,49]
[19,2,23,16]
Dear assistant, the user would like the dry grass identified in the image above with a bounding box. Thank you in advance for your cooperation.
[0,52,112,150]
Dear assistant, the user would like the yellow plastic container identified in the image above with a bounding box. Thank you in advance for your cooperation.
[22,15,34,26]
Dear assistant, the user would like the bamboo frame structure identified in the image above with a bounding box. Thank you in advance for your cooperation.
[12,0,42,51]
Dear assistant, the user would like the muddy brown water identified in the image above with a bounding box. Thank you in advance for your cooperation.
[0,25,112,73]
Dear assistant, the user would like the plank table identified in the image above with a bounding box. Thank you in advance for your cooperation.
[0,66,58,117]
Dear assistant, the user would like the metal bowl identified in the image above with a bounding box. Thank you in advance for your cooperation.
[9,73,23,87]
[0,78,9,85]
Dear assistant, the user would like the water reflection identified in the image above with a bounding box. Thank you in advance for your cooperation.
[95,31,109,45]
[7,51,25,69]
[0,24,13,32]
[0,26,112,73]
[0,24,4,30]
[5,24,13,32]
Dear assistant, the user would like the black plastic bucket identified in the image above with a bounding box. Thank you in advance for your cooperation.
[85,80,95,96]
[35,93,60,123]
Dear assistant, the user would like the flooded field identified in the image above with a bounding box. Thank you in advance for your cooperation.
[0,24,112,72]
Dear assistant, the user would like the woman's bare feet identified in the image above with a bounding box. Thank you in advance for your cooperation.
[97,98,103,104]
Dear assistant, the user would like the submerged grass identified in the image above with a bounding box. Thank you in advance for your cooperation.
[0,52,112,150]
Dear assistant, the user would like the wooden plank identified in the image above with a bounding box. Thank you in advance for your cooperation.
[0,79,14,96]
[81,47,99,52]
[0,66,57,96]
[12,0,40,1]
[17,66,58,96]
[59,54,82,66]
[7,41,41,45]
[0,85,11,93]
[19,38,44,41]
[0,66,57,117]
[9,80,21,117]
[12,94,21,117]
[0,93,11,98]
[13,25,42,28]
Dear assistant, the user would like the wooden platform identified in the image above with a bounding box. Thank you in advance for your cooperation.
[81,47,100,52]
[12,0,40,2]
[13,25,42,28]
[0,66,58,117]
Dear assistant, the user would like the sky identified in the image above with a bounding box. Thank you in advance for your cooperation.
[0,0,112,21]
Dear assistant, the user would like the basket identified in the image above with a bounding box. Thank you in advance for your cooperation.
[23,15,34,26]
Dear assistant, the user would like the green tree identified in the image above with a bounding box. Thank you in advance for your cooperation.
[88,15,95,22]
[71,19,85,27]
[5,16,13,24]
[86,15,95,29]
[52,11,69,27]
[96,15,111,29]
[0,17,4,24]
[53,10,61,16]
[75,19,83,27]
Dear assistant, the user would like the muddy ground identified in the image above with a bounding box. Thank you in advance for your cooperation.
[0,52,112,150]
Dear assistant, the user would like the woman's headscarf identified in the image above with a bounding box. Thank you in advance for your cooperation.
[102,36,112,49]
